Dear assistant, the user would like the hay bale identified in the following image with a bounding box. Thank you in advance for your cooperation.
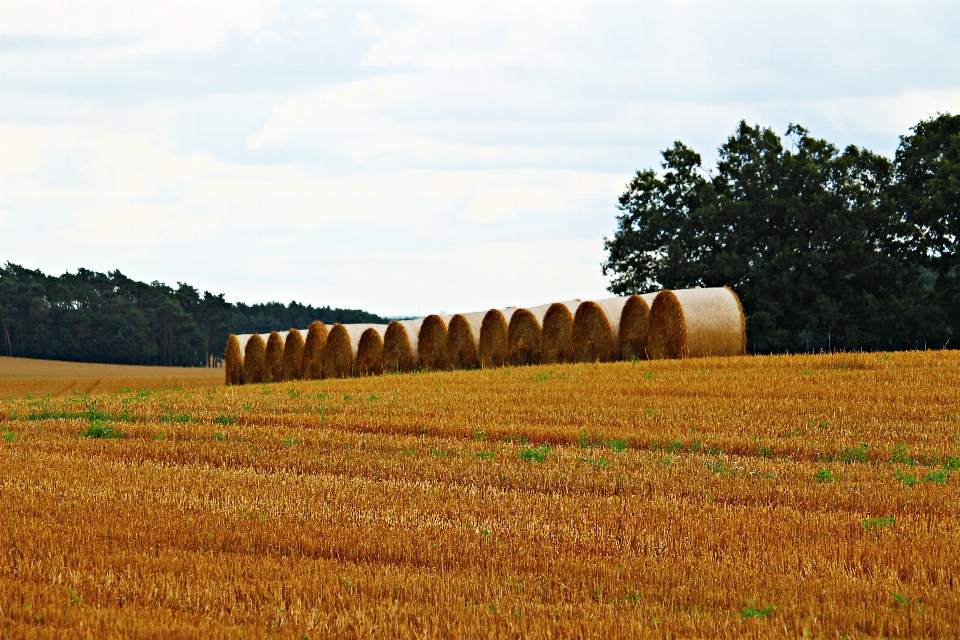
[417,315,449,371]
[301,321,328,380]
[323,324,387,378]
[264,331,285,382]
[356,327,386,376]
[507,303,551,366]
[647,287,746,359]
[224,334,243,385]
[446,311,486,370]
[383,318,424,373]
[282,328,306,381]
[571,297,630,363]
[243,333,267,384]
[542,300,581,364]
[618,293,660,361]
[478,309,510,368]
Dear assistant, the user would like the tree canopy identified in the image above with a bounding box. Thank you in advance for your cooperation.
[0,264,390,365]
[603,115,959,353]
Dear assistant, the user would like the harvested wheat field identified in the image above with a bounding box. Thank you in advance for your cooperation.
[0,356,223,399]
[1,350,959,638]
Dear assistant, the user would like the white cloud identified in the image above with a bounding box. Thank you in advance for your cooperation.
[1,125,624,314]
[0,0,286,57]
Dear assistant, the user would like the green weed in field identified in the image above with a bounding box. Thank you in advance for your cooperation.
[815,468,839,483]
[839,443,869,464]
[83,421,124,439]
[519,445,549,463]
[740,604,773,619]
[862,515,895,530]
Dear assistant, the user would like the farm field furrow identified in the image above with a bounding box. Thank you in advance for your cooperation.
[1,351,959,638]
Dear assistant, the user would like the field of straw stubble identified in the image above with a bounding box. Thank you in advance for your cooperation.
[1,351,959,638]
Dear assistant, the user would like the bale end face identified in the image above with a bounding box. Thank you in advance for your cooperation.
[446,314,479,370]
[571,301,616,363]
[418,315,449,371]
[649,287,746,359]
[619,294,653,361]
[478,309,508,369]
[243,333,267,384]
[322,324,354,379]
[264,331,285,382]
[282,328,306,381]
[383,321,415,373]
[507,308,543,366]
[224,335,243,385]
[356,328,385,376]
[542,303,575,364]
[301,321,328,380]
[648,290,686,359]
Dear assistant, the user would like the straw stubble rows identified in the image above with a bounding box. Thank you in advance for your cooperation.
[2,351,959,637]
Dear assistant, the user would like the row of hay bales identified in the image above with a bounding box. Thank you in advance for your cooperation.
[223,287,746,385]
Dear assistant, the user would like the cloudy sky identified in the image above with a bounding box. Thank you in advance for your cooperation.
[2,1,958,317]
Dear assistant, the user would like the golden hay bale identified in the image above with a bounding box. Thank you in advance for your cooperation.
[264,331,285,382]
[281,328,306,381]
[478,309,509,368]
[571,297,629,363]
[243,333,266,384]
[542,300,580,364]
[322,324,353,379]
[356,327,385,377]
[417,315,449,371]
[618,292,660,361]
[383,318,424,373]
[301,321,328,380]
[647,287,746,359]
[323,324,387,378]
[508,307,546,366]
[224,334,243,385]
[445,311,486,370]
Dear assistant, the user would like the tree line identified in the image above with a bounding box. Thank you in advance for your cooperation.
[603,114,959,353]
[0,263,390,366]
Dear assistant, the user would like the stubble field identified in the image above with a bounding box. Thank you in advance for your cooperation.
[1,351,958,638]
[0,356,223,398]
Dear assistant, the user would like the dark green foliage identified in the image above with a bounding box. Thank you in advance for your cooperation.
[0,264,390,366]
[603,117,957,352]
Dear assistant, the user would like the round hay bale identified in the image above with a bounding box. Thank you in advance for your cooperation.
[282,328,306,381]
[571,297,629,363]
[445,311,486,370]
[323,324,387,378]
[301,321,328,379]
[542,300,580,364]
[508,307,546,366]
[478,309,509,369]
[356,327,385,376]
[264,331,285,382]
[417,315,449,371]
[383,318,424,373]
[224,334,243,385]
[619,293,660,361]
[322,324,353,379]
[243,333,266,384]
[647,287,746,359]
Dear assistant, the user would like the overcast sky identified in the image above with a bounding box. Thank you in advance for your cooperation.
[2,1,959,317]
